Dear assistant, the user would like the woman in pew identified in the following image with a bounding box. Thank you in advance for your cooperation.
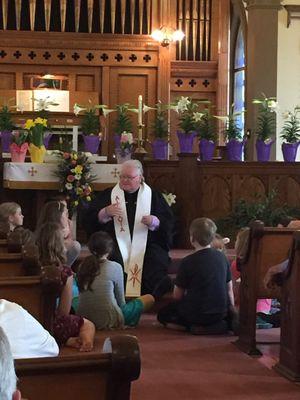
[0,299,59,359]
[36,222,95,351]
[76,231,154,329]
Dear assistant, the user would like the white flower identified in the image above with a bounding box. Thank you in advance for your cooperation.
[75,174,81,180]
[34,96,59,111]
[73,103,87,116]
[102,108,115,117]
[65,183,73,190]
[143,105,156,113]
[177,97,190,112]
[282,111,291,120]
[169,104,179,113]
[162,192,176,207]
[267,100,278,112]
[193,112,204,122]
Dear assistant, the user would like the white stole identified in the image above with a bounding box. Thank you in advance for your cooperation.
[111,183,151,297]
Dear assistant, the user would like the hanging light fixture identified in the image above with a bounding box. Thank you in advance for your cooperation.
[151,26,185,47]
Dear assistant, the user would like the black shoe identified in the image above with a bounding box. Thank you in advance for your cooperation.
[152,276,174,300]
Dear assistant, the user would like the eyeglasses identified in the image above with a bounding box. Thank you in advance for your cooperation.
[119,174,139,181]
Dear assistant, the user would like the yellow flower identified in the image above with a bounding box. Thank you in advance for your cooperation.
[76,187,83,195]
[86,196,91,201]
[24,119,35,130]
[74,165,83,174]
[34,117,47,127]
[73,200,79,206]
[72,153,78,160]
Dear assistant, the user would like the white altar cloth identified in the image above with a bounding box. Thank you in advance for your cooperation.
[3,162,122,190]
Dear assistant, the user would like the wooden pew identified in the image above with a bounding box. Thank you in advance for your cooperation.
[16,334,141,400]
[0,267,62,332]
[274,231,300,381]
[0,238,8,253]
[235,221,294,355]
[0,242,40,277]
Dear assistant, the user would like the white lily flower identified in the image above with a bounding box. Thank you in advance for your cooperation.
[143,105,156,113]
[102,108,115,117]
[267,100,278,112]
[193,112,204,122]
[169,104,179,113]
[282,111,291,120]
[177,97,190,112]
[162,192,176,207]
[128,108,139,114]
[73,103,87,116]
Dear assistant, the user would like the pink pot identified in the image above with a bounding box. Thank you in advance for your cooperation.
[10,142,28,162]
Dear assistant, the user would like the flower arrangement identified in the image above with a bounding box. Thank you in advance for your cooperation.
[280,106,300,143]
[171,96,199,134]
[24,117,47,147]
[56,151,95,211]
[120,132,134,154]
[162,192,176,207]
[253,94,277,141]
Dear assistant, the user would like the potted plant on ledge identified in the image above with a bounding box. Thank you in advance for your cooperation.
[171,96,198,153]
[10,130,28,162]
[116,132,134,164]
[113,103,133,151]
[194,103,217,161]
[0,105,15,153]
[216,104,245,161]
[25,117,47,163]
[81,107,101,154]
[280,106,300,162]
[152,101,168,160]
[253,94,277,162]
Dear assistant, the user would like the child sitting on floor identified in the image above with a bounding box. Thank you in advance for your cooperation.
[36,222,95,351]
[76,231,154,330]
[157,217,236,335]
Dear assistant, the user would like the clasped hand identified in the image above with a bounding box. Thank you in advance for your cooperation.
[106,203,155,227]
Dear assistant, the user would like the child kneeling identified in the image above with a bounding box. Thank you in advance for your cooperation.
[77,231,154,329]
[157,217,235,334]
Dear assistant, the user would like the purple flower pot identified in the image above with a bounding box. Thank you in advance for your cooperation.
[177,131,196,153]
[83,135,101,153]
[199,139,215,161]
[256,139,274,162]
[1,130,12,153]
[282,142,299,162]
[226,139,245,161]
[43,133,53,149]
[114,134,121,149]
[152,139,168,160]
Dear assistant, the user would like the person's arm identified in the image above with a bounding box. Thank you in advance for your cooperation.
[264,259,289,289]
[173,285,185,301]
[227,280,235,307]
[114,263,126,306]
[57,275,73,316]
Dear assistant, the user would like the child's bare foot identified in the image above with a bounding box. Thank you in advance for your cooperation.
[78,318,95,352]
[66,337,81,349]
[79,340,94,352]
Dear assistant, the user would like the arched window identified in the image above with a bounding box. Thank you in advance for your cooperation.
[233,26,245,133]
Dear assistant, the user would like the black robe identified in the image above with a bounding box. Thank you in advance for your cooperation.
[83,187,174,294]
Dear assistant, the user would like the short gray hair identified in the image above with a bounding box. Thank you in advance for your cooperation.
[121,160,144,176]
[0,327,17,400]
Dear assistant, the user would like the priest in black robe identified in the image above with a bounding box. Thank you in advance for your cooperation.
[83,160,174,298]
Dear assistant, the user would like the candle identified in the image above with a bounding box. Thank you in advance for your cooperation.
[138,95,143,126]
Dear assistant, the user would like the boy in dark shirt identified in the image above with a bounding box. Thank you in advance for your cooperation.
[157,217,235,334]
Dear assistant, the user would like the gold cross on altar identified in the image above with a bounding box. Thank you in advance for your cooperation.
[28,166,38,177]
[111,168,120,179]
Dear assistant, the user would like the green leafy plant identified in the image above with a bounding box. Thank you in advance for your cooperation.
[81,108,100,136]
[253,94,277,141]
[11,130,28,146]
[114,103,133,135]
[24,117,47,147]
[0,105,14,132]
[194,104,217,141]
[216,104,244,141]
[280,106,300,143]
[217,190,300,239]
[170,96,199,134]
[152,101,168,139]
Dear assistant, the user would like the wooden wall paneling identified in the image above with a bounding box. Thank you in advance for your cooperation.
[0,73,16,90]
[75,75,96,91]
[2,0,8,30]
[109,66,157,158]
[210,0,219,61]
[151,0,159,30]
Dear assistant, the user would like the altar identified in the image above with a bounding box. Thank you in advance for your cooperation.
[3,162,122,190]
